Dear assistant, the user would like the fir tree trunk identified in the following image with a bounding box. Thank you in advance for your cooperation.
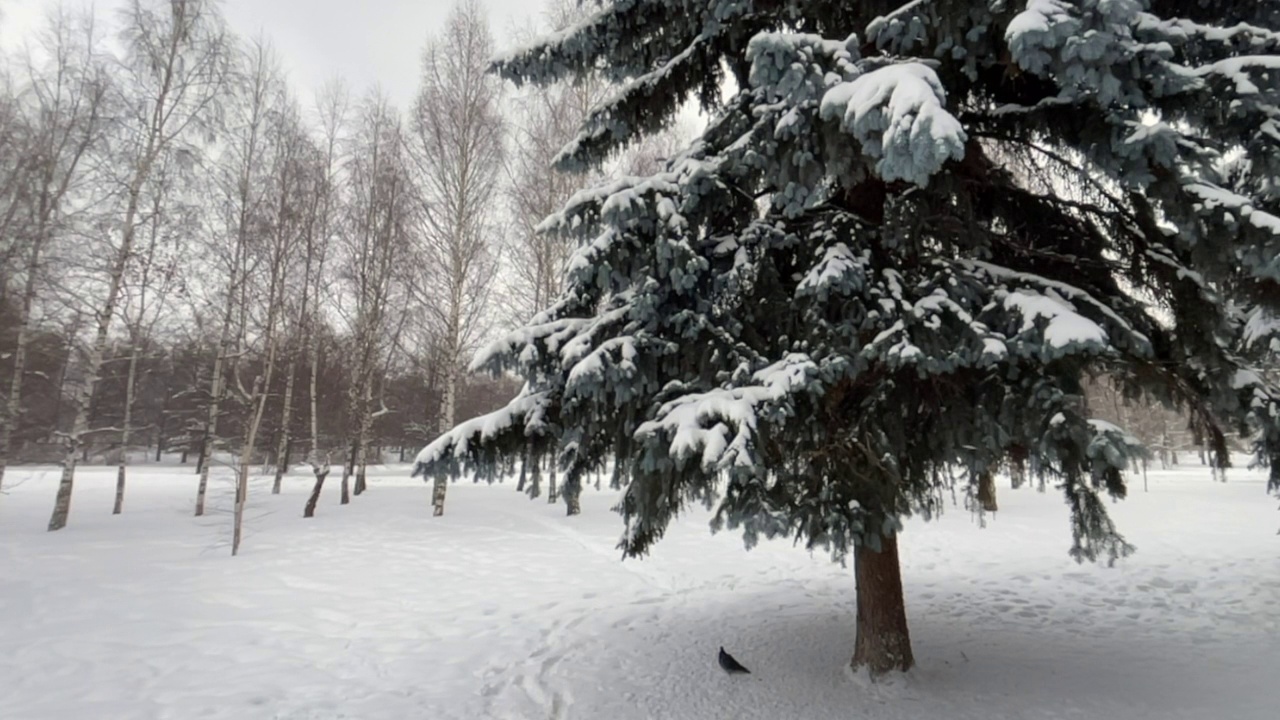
[527,454,542,499]
[113,345,141,515]
[565,477,581,516]
[977,470,997,513]
[851,534,914,676]
[547,461,558,504]
[516,445,529,492]
[1008,445,1028,490]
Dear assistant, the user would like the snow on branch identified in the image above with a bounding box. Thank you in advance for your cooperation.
[1243,308,1280,352]
[1005,0,1079,75]
[633,354,818,474]
[1190,55,1280,95]
[413,389,551,473]
[820,63,967,186]
[1184,181,1280,237]
[959,259,1154,356]
[1136,14,1280,52]
[1002,290,1108,351]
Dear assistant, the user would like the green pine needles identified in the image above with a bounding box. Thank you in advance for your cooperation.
[415,0,1280,567]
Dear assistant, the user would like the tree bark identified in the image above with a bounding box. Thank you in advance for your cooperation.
[527,453,542,499]
[977,470,998,513]
[303,465,329,518]
[194,334,229,516]
[353,380,373,496]
[1007,444,1028,490]
[432,362,457,516]
[339,441,355,505]
[113,345,140,515]
[233,329,280,556]
[547,461,558,504]
[0,232,44,494]
[271,354,298,495]
[851,534,914,676]
[565,475,581,516]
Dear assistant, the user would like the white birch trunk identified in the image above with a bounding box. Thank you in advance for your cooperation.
[353,377,374,496]
[432,360,457,516]
[271,354,297,495]
[194,330,229,517]
[113,344,140,515]
[48,173,146,531]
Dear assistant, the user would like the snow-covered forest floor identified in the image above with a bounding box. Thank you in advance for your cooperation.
[1,462,1276,719]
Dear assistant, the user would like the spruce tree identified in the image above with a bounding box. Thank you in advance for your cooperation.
[415,0,1280,675]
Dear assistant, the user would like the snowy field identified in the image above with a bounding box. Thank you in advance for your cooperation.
[1,462,1277,720]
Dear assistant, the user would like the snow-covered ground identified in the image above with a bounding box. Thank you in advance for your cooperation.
[1,461,1277,719]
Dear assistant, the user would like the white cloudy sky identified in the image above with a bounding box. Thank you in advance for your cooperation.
[0,0,546,107]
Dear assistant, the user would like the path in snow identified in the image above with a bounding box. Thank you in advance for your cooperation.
[0,462,1277,719]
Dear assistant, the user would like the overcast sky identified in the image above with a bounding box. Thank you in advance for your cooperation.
[1,0,545,108]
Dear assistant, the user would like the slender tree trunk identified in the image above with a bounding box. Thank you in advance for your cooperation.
[154,412,164,462]
[195,333,230,516]
[1008,445,1027,490]
[272,354,298,495]
[547,460,558,504]
[516,452,528,492]
[565,474,581,516]
[353,381,373,495]
[113,345,140,515]
[339,441,355,505]
[303,464,329,518]
[432,362,457,516]
[977,470,997,513]
[851,534,914,676]
[0,237,44,493]
[353,441,368,495]
[527,452,542,499]
[233,330,280,556]
[50,211,137,531]
[48,329,74,442]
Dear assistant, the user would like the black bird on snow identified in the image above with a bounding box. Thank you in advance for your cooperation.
[718,646,751,675]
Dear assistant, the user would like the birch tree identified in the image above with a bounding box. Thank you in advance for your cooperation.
[231,93,307,557]
[193,33,275,517]
[503,0,606,326]
[409,0,503,517]
[0,8,108,502]
[113,153,185,514]
[301,80,346,518]
[340,91,413,502]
